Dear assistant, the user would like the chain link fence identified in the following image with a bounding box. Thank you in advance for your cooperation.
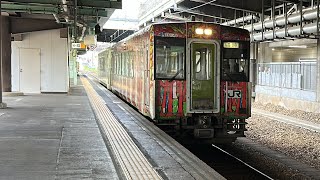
[257,62,317,91]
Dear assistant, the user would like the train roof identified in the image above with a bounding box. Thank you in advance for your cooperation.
[114,21,249,46]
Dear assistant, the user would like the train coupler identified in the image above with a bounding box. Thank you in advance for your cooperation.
[194,129,214,138]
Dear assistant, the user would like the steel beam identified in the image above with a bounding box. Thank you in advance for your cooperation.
[1,4,59,13]
[4,0,121,9]
[190,0,260,14]
[1,3,109,17]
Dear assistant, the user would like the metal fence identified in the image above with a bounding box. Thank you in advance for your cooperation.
[257,62,317,91]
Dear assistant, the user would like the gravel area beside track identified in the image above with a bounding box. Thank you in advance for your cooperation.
[245,114,320,170]
[253,102,320,124]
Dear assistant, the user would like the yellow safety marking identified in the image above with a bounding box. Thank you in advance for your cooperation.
[81,77,163,180]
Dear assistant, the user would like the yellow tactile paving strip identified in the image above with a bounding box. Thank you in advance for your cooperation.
[81,77,163,180]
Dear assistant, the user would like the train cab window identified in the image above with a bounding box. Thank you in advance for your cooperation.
[195,48,212,80]
[155,37,185,80]
[221,41,249,82]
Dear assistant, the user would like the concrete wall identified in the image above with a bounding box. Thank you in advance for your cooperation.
[255,39,320,113]
[258,42,273,63]
[258,39,317,63]
[12,29,69,92]
[272,47,317,62]
[255,93,320,113]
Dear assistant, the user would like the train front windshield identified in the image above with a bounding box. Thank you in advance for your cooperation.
[221,41,250,82]
[155,37,186,80]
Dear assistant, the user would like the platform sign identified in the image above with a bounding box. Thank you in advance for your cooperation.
[72,43,81,49]
[72,42,86,49]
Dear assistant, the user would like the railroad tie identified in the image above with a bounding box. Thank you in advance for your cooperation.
[81,77,163,180]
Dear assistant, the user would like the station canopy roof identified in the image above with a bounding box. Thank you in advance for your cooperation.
[1,0,122,34]
[1,0,314,42]
[99,0,313,42]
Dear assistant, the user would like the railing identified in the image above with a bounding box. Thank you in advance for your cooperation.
[257,62,317,91]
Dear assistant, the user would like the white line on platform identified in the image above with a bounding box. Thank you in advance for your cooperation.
[15,98,23,102]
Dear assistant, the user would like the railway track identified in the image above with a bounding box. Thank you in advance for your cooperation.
[179,141,273,180]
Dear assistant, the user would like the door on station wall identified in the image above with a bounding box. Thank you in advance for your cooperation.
[19,48,41,93]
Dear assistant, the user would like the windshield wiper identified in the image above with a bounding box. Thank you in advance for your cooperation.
[169,69,183,82]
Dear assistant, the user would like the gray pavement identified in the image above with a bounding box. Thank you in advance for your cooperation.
[0,85,119,180]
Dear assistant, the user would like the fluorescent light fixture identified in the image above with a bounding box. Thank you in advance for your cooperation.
[195,28,204,35]
[204,29,212,35]
[299,58,316,62]
[288,45,307,48]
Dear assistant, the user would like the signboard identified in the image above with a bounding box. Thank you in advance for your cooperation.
[72,43,86,49]
[72,43,81,49]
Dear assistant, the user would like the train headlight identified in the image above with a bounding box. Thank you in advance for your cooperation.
[195,28,204,35]
[204,29,212,35]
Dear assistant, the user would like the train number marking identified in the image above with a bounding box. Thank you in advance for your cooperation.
[227,90,242,98]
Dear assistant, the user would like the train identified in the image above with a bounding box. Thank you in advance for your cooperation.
[97,22,251,143]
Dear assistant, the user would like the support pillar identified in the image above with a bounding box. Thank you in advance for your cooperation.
[1,16,12,92]
[316,39,320,102]
[69,49,78,86]
[250,42,259,95]
[0,4,8,108]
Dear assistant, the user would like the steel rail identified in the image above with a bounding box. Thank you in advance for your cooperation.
[212,144,273,180]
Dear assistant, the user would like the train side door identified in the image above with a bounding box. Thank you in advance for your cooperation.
[187,40,220,113]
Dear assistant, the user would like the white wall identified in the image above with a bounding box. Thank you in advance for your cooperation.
[12,29,69,92]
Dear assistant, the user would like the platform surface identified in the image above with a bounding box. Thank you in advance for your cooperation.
[0,77,224,180]
[0,85,119,180]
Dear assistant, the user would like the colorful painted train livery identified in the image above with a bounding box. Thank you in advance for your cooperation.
[97,22,251,143]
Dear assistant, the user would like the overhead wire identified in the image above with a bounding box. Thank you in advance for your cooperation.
[112,0,217,41]
[160,0,217,22]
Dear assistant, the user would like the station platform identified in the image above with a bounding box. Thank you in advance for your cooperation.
[0,76,224,180]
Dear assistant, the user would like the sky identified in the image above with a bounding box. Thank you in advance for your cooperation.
[103,0,148,30]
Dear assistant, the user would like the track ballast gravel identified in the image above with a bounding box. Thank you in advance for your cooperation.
[246,102,320,171]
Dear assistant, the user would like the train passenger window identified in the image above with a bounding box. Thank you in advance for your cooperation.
[114,54,118,74]
[222,41,249,82]
[122,53,126,76]
[155,37,185,80]
[128,52,133,77]
[124,53,128,76]
[194,47,212,80]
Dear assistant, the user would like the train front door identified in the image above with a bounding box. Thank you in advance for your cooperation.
[187,41,220,113]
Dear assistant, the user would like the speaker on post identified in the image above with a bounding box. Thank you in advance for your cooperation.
[95,24,101,35]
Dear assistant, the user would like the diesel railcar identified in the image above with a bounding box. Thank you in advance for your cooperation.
[98,22,251,143]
